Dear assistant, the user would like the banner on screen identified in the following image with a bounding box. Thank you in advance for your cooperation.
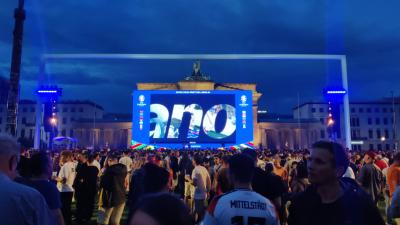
[132,90,253,148]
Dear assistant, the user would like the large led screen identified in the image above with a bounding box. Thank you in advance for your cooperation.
[132,90,253,148]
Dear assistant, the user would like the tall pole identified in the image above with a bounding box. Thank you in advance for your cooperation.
[341,57,352,149]
[93,111,96,149]
[6,0,25,136]
[297,92,301,149]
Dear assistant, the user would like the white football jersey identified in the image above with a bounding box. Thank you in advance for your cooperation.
[202,189,279,225]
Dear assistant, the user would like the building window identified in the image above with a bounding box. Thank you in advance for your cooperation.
[367,108,371,113]
[22,107,27,113]
[61,129,66,136]
[311,108,316,113]
[70,129,74,137]
[351,130,356,139]
[378,144,382,150]
[62,118,67,125]
[383,108,387,113]
[368,118,372,125]
[386,144,390,151]
[0,117,2,124]
[63,107,68,112]
[79,108,84,113]
[391,108,394,113]
[375,118,380,125]
[320,130,325,139]
[369,144,374,150]
[71,108,76,112]
[21,129,25,138]
[375,108,380,113]
[368,130,373,139]
[351,108,355,113]
[30,107,35,112]
[385,130,389,139]
[29,129,33,139]
[352,118,360,127]
[22,117,26,124]
[376,129,381,139]
[359,108,364,113]
[70,117,75,122]
[392,118,395,124]
[320,118,324,124]
[0,107,2,112]
[383,118,388,125]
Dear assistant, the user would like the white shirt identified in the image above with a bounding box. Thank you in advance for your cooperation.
[119,156,133,172]
[192,165,211,200]
[58,161,76,192]
[202,189,279,225]
[0,173,55,225]
[342,166,355,179]
[93,159,101,171]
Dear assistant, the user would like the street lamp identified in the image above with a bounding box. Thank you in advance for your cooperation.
[381,136,386,142]
[50,117,57,125]
[328,118,335,126]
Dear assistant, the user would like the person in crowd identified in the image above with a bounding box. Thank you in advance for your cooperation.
[16,148,31,179]
[119,150,133,170]
[119,150,133,192]
[129,193,193,225]
[98,153,128,225]
[74,152,99,224]
[246,150,287,224]
[0,135,55,225]
[290,161,310,193]
[273,154,288,182]
[55,150,76,225]
[180,152,195,208]
[21,151,65,225]
[376,154,389,171]
[128,160,147,209]
[357,151,384,204]
[213,155,232,196]
[387,153,400,199]
[342,164,356,179]
[128,162,171,218]
[192,154,211,223]
[169,151,180,191]
[143,162,171,193]
[244,151,285,211]
[388,185,400,224]
[92,152,101,171]
[288,161,298,185]
[288,141,385,225]
[349,154,359,175]
[386,153,400,224]
[202,154,279,225]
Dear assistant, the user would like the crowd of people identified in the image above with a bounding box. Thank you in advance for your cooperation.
[1,134,400,225]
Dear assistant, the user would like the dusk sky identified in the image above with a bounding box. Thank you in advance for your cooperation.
[0,0,399,114]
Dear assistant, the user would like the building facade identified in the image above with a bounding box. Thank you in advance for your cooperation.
[293,100,400,151]
[0,100,105,148]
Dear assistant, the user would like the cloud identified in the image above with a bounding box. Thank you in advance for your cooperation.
[0,0,399,113]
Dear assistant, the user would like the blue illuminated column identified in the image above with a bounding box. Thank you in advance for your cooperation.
[34,86,62,150]
[323,88,347,144]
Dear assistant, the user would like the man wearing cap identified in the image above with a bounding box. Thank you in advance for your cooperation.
[357,151,383,204]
